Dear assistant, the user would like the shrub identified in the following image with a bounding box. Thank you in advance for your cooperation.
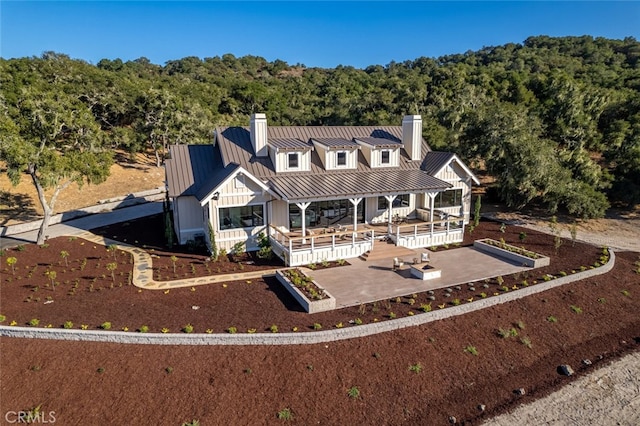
[29,318,40,327]
[313,323,322,330]
[464,345,479,356]
[100,321,112,330]
[6,256,17,274]
[138,325,149,333]
[516,320,526,330]
[621,290,630,297]
[337,258,346,266]
[354,318,363,325]
[63,321,73,329]
[182,324,194,333]
[520,337,533,349]
[277,408,293,421]
[451,299,461,306]
[408,363,422,373]
[347,386,360,399]
[420,303,432,312]
[518,232,527,242]
[165,367,174,374]
[0,314,6,323]
[388,312,396,319]
[570,305,583,314]
[227,326,238,334]
[270,324,279,333]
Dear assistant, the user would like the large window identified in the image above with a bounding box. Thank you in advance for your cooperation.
[377,194,410,210]
[288,153,299,169]
[433,189,463,208]
[336,151,347,166]
[219,205,264,230]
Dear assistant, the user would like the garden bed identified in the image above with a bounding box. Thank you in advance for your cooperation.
[474,238,550,267]
[275,268,336,313]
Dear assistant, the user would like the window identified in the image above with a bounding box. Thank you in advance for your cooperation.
[434,189,463,208]
[381,150,390,165]
[378,194,410,210]
[336,151,347,166]
[219,205,264,230]
[288,153,299,169]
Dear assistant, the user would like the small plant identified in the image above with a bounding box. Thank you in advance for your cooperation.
[388,312,396,319]
[480,292,487,298]
[6,256,17,274]
[16,244,26,251]
[106,262,117,282]
[227,326,238,334]
[335,322,343,328]
[621,290,630,297]
[165,367,174,374]
[205,329,214,334]
[373,352,381,359]
[181,420,200,426]
[321,259,330,268]
[546,315,558,323]
[29,318,40,327]
[347,386,360,399]
[170,255,178,274]
[518,232,527,242]
[182,324,194,333]
[313,323,322,330]
[598,297,606,304]
[496,275,504,286]
[100,321,112,330]
[306,364,314,371]
[408,363,422,373]
[277,408,293,421]
[247,328,257,333]
[106,244,118,259]
[270,324,279,333]
[44,270,57,289]
[420,303,432,312]
[464,345,479,356]
[243,368,252,374]
[0,314,5,323]
[516,320,526,330]
[570,305,583,314]
[451,299,461,306]
[138,325,149,333]
[63,321,73,329]
[60,250,69,266]
[520,337,533,348]
[337,258,346,266]
[81,324,89,330]
[307,262,317,270]
[499,223,506,233]
[354,318,363,325]
[497,328,511,339]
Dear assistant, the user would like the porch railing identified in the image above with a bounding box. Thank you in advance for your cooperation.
[269,225,375,253]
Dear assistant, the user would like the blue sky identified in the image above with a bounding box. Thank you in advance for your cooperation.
[2,1,639,69]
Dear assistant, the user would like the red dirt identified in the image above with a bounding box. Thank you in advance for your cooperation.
[1,217,639,425]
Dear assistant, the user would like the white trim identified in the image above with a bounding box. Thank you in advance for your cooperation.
[199,166,272,206]
[217,202,266,231]
[218,191,261,198]
[432,155,480,185]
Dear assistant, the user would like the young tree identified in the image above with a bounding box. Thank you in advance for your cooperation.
[0,88,113,244]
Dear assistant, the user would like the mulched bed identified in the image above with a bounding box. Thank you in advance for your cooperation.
[1,216,639,424]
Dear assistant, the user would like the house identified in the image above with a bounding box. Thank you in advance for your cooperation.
[165,114,479,266]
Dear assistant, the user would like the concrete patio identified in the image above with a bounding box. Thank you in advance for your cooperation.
[308,246,535,308]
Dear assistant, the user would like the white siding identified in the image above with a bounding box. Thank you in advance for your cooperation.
[370,147,399,168]
[433,162,473,223]
[273,150,311,172]
[175,196,206,244]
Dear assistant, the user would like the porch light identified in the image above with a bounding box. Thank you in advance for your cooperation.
[212,192,220,200]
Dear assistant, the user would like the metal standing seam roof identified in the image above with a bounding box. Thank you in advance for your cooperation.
[421,151,456,176]
[269,138,313,151]
[268,169,452,202]
[215,125,429,180]
[165,144,237,201]
[311,137,360,149]
[355,137,403,148]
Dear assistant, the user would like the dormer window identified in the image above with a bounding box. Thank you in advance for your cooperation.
[381,150,390,165]
[337,151,347,166]
[288,153,299,169]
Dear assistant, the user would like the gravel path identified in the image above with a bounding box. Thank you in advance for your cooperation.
[484,350,640,426]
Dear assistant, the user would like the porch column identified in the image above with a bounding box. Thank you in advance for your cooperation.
[349,198,362,231]
[296,202,311,244]
[385,195,397,234]
[427,192,437,237]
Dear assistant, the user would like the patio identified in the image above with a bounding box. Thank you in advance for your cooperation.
[305,246,535,308]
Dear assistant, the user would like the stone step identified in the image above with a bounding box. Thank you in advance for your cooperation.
[360,244,418,261]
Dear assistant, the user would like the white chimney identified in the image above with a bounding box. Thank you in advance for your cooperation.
[250,113,268,157]
[402,115,423,161]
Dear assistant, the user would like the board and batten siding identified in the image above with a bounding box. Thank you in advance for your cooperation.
[366,194,414,224]
[271,148,311,173]
[208,175,274,251]
[174,196,207,244]
[432,161,473,223]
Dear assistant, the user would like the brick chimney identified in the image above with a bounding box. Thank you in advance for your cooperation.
[250,113,268,157]
[402,115,423,161]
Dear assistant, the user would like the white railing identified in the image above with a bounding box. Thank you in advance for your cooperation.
[390,217,464,249]
[269,225,375,266]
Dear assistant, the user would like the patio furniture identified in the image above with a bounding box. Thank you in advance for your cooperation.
[421,252,430,263]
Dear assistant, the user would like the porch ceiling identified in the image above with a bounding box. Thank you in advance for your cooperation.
[268,169,451,202]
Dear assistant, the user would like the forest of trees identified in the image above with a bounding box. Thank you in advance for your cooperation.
[1,35,639,239]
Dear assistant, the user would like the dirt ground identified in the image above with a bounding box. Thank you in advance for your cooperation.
[0,153,165,226]
[1,218,639,425]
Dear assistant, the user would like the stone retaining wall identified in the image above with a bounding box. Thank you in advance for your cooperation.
[0,250,615,346]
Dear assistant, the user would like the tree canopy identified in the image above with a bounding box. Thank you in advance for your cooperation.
[1,35,639,219]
